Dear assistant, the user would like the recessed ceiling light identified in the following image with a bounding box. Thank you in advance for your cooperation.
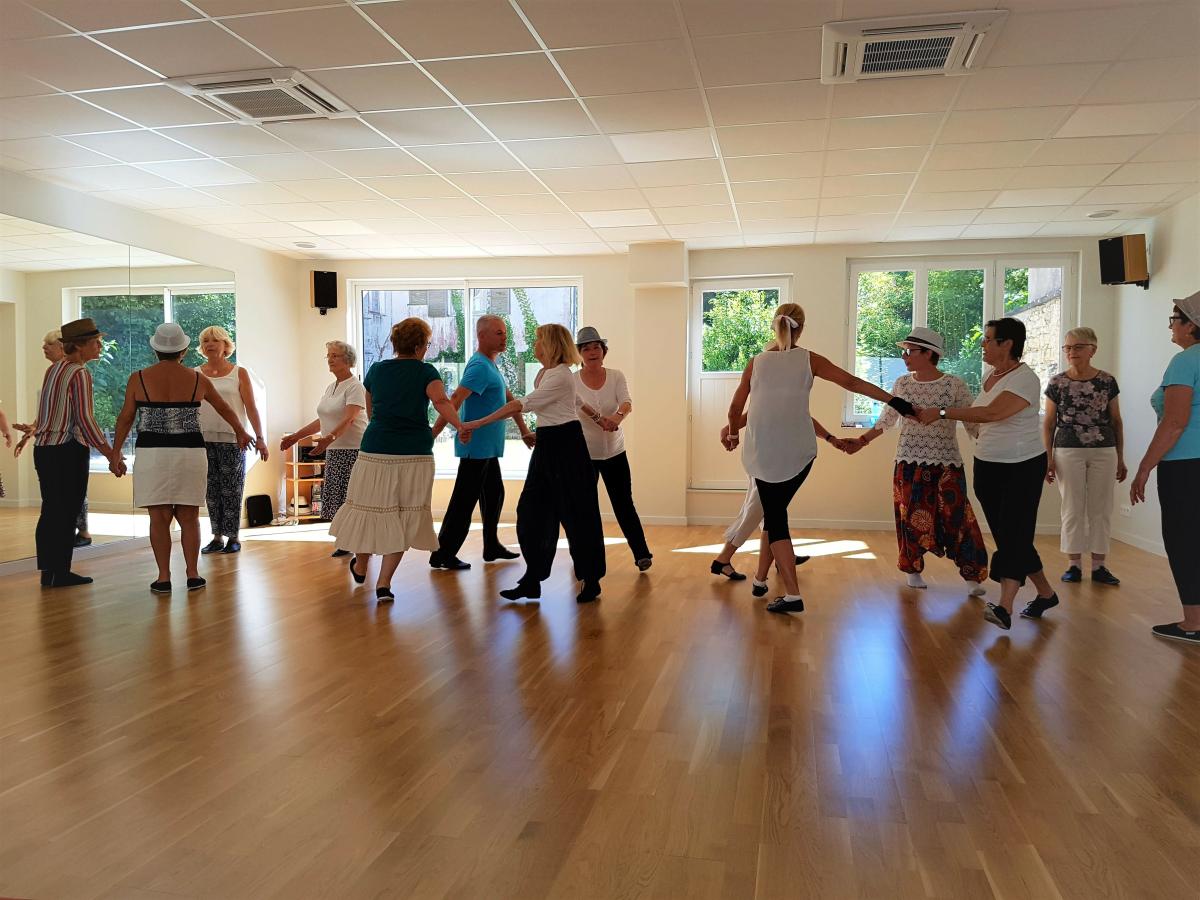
[294,241,317,248]
[1087,210,1119,219]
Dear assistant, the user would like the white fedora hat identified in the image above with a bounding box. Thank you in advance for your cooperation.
[896,326,945,356]
[149,322,190,353]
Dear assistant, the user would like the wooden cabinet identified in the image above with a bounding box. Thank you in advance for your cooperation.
[284,436,324,521]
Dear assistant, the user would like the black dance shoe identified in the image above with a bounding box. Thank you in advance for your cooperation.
[201,538,225,555]
[47,571,93,587]
[483,545,520,562]
[150,580,171,594]
[1091,566,1120,586]
[710,560,747,581]
[766,596,804,614]
[636,557,653,572]
[187,577,206,591]
[984,602,1012,630]
[376,587,395,604]
[220,541,241,554]
[576,581,601,603]
[500,581,541,601]
[331,548,350,558]
[349,555,366,584]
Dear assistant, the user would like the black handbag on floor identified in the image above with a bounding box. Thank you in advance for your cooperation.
[245,494,273,527]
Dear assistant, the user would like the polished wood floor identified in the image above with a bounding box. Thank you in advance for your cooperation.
[1,524,1197,899]
[0,507,137,563]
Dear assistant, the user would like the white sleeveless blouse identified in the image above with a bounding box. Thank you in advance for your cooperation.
[195,365,247,441]
[742,347,818,483]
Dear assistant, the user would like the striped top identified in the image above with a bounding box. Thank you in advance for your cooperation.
[34,360,108,449]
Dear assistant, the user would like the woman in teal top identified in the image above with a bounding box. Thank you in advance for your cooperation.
[330,317,467,603]
[1131,292,1200,644]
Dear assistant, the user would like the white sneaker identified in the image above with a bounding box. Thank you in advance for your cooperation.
[968,585,987,597]
[906,573,927,589]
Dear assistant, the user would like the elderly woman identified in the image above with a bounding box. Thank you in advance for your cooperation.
[194,325,266,554]
[916,317,1058,630]
[464,324,606,604]
[1130,292,1200,644]
[1042,326,1125,585]
[330,318,466,603]
[113,324,250,594]
[34,328,93,546]
[281,340,368,558]
[31,319,123,587]
[574,325,652,571]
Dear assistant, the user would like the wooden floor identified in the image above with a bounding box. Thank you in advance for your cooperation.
[1,524,1197,899]
[0,507,144,563]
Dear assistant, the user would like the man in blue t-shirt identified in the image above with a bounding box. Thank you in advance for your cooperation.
[429,315,534,569]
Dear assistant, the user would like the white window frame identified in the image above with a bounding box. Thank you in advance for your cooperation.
[843,253,1077,426]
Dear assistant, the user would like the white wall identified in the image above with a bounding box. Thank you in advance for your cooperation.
[0,267,27,504]
[1111,193,1200,555]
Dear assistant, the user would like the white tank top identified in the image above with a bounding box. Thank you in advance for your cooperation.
[196,365,246,441]
[742,347,818,483]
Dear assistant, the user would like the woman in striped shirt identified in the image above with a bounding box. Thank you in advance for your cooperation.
[31,318,123,588]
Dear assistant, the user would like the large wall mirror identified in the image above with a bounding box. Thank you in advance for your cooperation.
[0,213,236,568]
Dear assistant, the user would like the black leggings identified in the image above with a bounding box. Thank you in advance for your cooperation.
[592,451,651,561]
[1158,458,1200,606]
[754,460,814,546]
[438,456,504,557]
[34,441,90,575]
[973,453,1047,585]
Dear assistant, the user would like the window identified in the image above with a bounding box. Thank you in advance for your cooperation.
[354,279,579,478]
[846,256,1072,425]
[700,287,779,372]
[77,284,236,469]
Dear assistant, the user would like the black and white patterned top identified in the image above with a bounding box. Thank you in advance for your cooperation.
[877,373,978,467]
[1044,371,1120,448]
[134,370,204,449]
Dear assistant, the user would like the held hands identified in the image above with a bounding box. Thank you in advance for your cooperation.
[108,450,127,478]
[522,432,536,449]
[458,426,473,445]
[598,416,621,433]
[312,434,334,456]
[914,407,940,425]
[279,433,297,452]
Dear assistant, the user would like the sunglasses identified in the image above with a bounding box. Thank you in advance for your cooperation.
[900,347,929,356]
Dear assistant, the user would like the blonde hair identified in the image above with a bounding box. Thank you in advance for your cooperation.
[771,302,806,349]
[391,317,431,356]
[535,323,580,367]
[1066,326,1098,347]
[198,325,235,358]
[43,328,62,345]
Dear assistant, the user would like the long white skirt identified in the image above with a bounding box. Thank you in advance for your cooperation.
[329,452,438,555]
[133,446,208,507]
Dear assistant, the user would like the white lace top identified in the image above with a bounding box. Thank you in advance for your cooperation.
[877,373,978,466]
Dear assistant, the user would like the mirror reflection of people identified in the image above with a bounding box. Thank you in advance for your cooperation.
[195,326,267,555]
[0,403,11,500]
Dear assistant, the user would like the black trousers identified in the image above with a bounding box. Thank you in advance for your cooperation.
[754,460,814,546]
[438,456,504,558]
[592,451,651,561]
[1158,458,1200,606]
[973,453,1047,585]
[515,421,606,585]
[34,441,90,575]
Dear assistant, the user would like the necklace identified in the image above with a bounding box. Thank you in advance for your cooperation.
[989,362,1019,380]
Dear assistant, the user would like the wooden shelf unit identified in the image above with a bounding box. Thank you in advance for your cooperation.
[284,436,324,521]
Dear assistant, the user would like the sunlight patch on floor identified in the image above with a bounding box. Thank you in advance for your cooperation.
[673,538,869,558]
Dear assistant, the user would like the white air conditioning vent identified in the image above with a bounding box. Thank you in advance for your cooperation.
[821,10,1008,84]
[165,68,355,123]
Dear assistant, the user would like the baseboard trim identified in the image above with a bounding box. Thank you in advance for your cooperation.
[0,534,154,577]
[1110,529,1166,557]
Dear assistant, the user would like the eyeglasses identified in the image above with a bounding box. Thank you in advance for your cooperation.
[1169,315,1188,326]
[1061,343,1096,352]
[900,347,928,356]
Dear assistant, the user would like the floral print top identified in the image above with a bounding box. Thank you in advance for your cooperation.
[1045,371,1119,448]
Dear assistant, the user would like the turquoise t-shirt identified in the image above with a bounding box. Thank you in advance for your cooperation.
[455,352,507,460]
[360,359,441,455]
[1152,343,1200,461]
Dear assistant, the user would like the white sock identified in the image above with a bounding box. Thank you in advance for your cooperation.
[969,585,986,596]
[906,573,927,589]
[752,578,768,588]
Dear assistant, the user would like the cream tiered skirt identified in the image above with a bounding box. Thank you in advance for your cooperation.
[329,452,437,555]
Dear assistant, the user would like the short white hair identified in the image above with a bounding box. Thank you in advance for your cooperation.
[476,314,505,335]
[43,328,62,345]
[1066,326,1098,346]
[326,340,357,367]
[198,325,235,358]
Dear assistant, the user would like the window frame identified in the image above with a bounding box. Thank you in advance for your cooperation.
[843,253,1077,426]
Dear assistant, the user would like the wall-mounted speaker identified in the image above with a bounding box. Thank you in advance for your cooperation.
[1098,234,1149,289]
[311,270,337,315]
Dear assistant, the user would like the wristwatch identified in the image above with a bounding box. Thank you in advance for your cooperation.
[939,408,948,419]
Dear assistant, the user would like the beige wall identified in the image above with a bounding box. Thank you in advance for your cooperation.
[0,267,27,503]
[1111,193,1200,556]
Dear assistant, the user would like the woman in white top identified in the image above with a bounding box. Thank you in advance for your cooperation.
[852,327,989,592]
[280,340,368,558]
[574,325,651,571]
[726,303,917,614]
[195,325,267,554]
[917,317,1058,630]
[464,324,605,604]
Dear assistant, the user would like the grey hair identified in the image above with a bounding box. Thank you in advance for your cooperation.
[43,328,62,345]
[1065,326,1098,346]
[326,340,357,367]
[476,314,505,335]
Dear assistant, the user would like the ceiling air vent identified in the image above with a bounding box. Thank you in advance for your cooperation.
[165,68,354,123]
[821,10,1008,84]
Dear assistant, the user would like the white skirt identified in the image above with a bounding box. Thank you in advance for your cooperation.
[329,452,438,555]
[133,446,208,507]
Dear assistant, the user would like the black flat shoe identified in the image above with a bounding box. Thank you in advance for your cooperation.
[376,587,395,604]
[766,596,804,614]
[636,557,652,572]
[500,582,541,601]
[751,580,769,598]
[48,571,93,587]
[73,535,92,548]
[710,560,747,581]
[220,541,241,554]
[40,571,52,586]
[331,548,350,558]
[795,555,810,566]
[576,581,601,603]
[349,555,366,584]
[150,580,171,594]
[1091,566,1120,586]
[984,602,1012,630]
[187,577,206,591]
[1020,593,1059,619]
[1061,565,1082,583]
[1152,623,1200,644]
[483,545,520,562]
[201,538,225,555]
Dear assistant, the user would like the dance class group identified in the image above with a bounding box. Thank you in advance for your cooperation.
[10,289,1200,644]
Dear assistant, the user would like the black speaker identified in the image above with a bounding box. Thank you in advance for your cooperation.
[245,494,273,528]
[1098,234,1149,288]
[312,270,337,315]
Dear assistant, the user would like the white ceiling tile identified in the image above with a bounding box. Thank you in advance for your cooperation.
[425,54,569,105]
[263,118,392,151]
[693,31,822,86]
[559,189,647,212]
[681,0,836,36]
[889,225,967,242]
[685,235,746,248]
[665,222,739,238]
[365,108,491,146]
[818,195,903,216]
[311,148,428,178]
[706,81,829,127]
[641,183,728,206]
[365,218,451,234]
[986,8,1147,67]
[24,0,196,30]
[827,114,940,151]
[830,76,959,118]
[408,142,523,173]
[1036,220,1124,237]
[32,164,175,192]
[579,209,657,227]
[0,1,71,38]
[1055,102,1197,138]
[1005,164,1118,189]
[955,64,1107,111]
[1083,59,1200,105]
[97,22,273,78]
[554,42,697,96]
[743,232,816,247]
[961,224,1042,239]
[1054,203,1165,221]
[104,186,226,208]
[895,210,980,227]
[222,8,402,68]
[173,205,272,225]
[610,128,714,163]
[718,123,825,156]
[68,129,203,163]
[738,198,819,219]
[591,224,670,241]
[160,123,290,157]
[535,165,637,191]
[307,64,452,113]
[0,71,61,101]
[0,136,118,167]
[469,100,596,140]
[823,147,926,176]
[731,179,819,202]
[446,171,546,196]
[654,204,735,225]
[248,202,341,221]
[926,141,1039,170]
[815,213,894,231]
[525,228,602,243]
[506,135,621,168]
[82,85,231,128]
[993,187,1089,207]
[138,158,257,186]
[223,153,340,181]
[363,0,537,59]
[904,191,999,211]
[941,107,1072,145]
[520,0,681,48]
[0,94,131,137]
[481,192,566,214]
[914,168,1016,193]
[294,220,377,236]
[1122,2,1200,60]
[1169,108,1200,134]
[201,182,307,205]
[359,175,464,199]
[319,200,412,219]
[723,152,823,181]
[2,37,156,91]
[627,158,724,188]
[1081,183,1193,205]
[820,173,913,197]
[741,218,816,234]
[502,212,587,230]
[1026,136,1153,167]
[456,231,528,245]
[544,244,613,255]
[586,90,709,133]
[1132,134,1200,164]
[276,179,379,201]
[975,206,1068,224]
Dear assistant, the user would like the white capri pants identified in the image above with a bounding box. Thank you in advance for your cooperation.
[1055,446,1118,555]
[724,475,764,547]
